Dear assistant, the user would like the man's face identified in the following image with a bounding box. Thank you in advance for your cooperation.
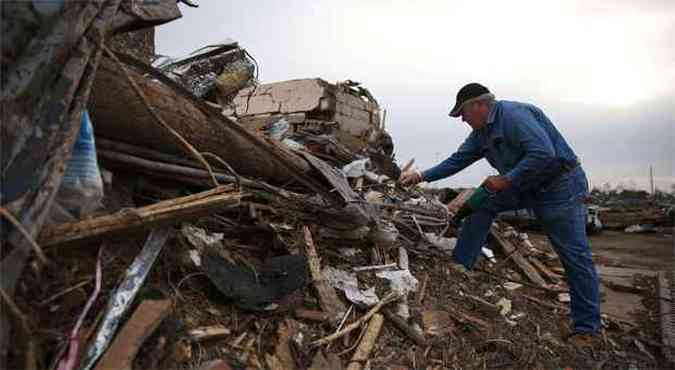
[460,101,488,130]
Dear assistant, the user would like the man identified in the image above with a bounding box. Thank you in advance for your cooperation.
[400,83,601,345]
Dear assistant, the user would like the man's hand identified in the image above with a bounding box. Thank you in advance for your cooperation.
[482,175,512,192]
[399,170,423,186]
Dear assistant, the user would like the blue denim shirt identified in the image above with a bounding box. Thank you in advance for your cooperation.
[422,100,579,191]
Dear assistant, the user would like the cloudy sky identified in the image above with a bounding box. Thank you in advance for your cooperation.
[157,0,674,191]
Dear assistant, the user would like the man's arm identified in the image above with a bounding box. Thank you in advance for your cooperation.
[421,134,482,182]
[503,107,557,189]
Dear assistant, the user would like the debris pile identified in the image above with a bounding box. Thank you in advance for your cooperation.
[2,2,671,370]
[587,188,674,232]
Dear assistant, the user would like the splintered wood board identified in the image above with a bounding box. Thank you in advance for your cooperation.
[658,271,674,363]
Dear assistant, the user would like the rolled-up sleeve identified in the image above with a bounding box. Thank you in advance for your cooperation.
[422,133,482,182]
[503,108,557,189]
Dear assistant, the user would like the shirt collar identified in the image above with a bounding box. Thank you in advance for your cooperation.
[486,101,498,125]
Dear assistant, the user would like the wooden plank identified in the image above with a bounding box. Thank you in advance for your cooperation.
[39,186,241,247]
[187,325,231,342]
[303,226,347,324]
[94,299,172,370]
[346,314,385,370]
[658,272,675,363]
[382,309,428,347]
[596,265,658,279]
[528,256,562,282]
[490,228,547,287]
[445,305,490,332]
[294,308,331,323]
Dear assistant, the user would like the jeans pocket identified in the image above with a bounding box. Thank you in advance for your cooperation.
[536,174,573,206]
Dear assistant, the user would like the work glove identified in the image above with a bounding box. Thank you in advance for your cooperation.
[482,175,512,192]
[399,169,423,186]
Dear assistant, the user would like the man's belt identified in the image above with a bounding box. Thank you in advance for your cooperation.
[538,159,580,190]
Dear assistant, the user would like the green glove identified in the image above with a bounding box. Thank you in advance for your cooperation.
[452,185,495,222]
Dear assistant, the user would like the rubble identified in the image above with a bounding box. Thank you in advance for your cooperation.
[93,299,172,370]
[1,2,672,370]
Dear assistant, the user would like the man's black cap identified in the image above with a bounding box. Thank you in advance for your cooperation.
[449,83,491,117]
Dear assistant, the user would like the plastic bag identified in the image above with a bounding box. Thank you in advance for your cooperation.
[50,110,104,223]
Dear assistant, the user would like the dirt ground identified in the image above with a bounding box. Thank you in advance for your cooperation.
[589,230,673,272]
[530,229,673,326]
[529,230,673,272]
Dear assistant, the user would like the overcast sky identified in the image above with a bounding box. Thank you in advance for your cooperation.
[157,0,674,191]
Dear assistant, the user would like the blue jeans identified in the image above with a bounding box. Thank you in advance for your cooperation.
[453,167,601,334]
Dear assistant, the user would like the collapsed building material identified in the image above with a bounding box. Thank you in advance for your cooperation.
[90,53,315,186]
[5,3,668,368]
[232,79,383,153]
[187,326,232,343]
[39,186,241,248]
[345,313,385,370]
[305,227,348,322]
[266,319,301,370]
[382,309,428,347]
[81,228,171,370]
[658,271,675,363]
[0,2,179,367]
[295,309,332,323]
[324,266,380,307]
[528,256,562,282]
[311,292,400,346]
[375,249,418,320]
[490,227,547,287]
[93,299,172,370]
[421,310,454,337]
[95,143,376,234]
[155,41,256,104]
[308,351,343,370]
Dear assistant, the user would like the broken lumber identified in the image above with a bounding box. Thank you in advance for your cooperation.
[39,186,241,247]
[528,256,562,282]
[415,272,429,306]
[490,228,547,287]
[295,308,331,323]
[382,309,428,347]
[91,55,311,184]
[303,226,347,323]
[266,319,299,370]
[445,305,490,332]
[308,351,343,370]
[311,291,399,346]
[346,313,384,370]
[657,271,675,363]
[393,246,411,320]
[94,299,172,370]
[187,325,231,342]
